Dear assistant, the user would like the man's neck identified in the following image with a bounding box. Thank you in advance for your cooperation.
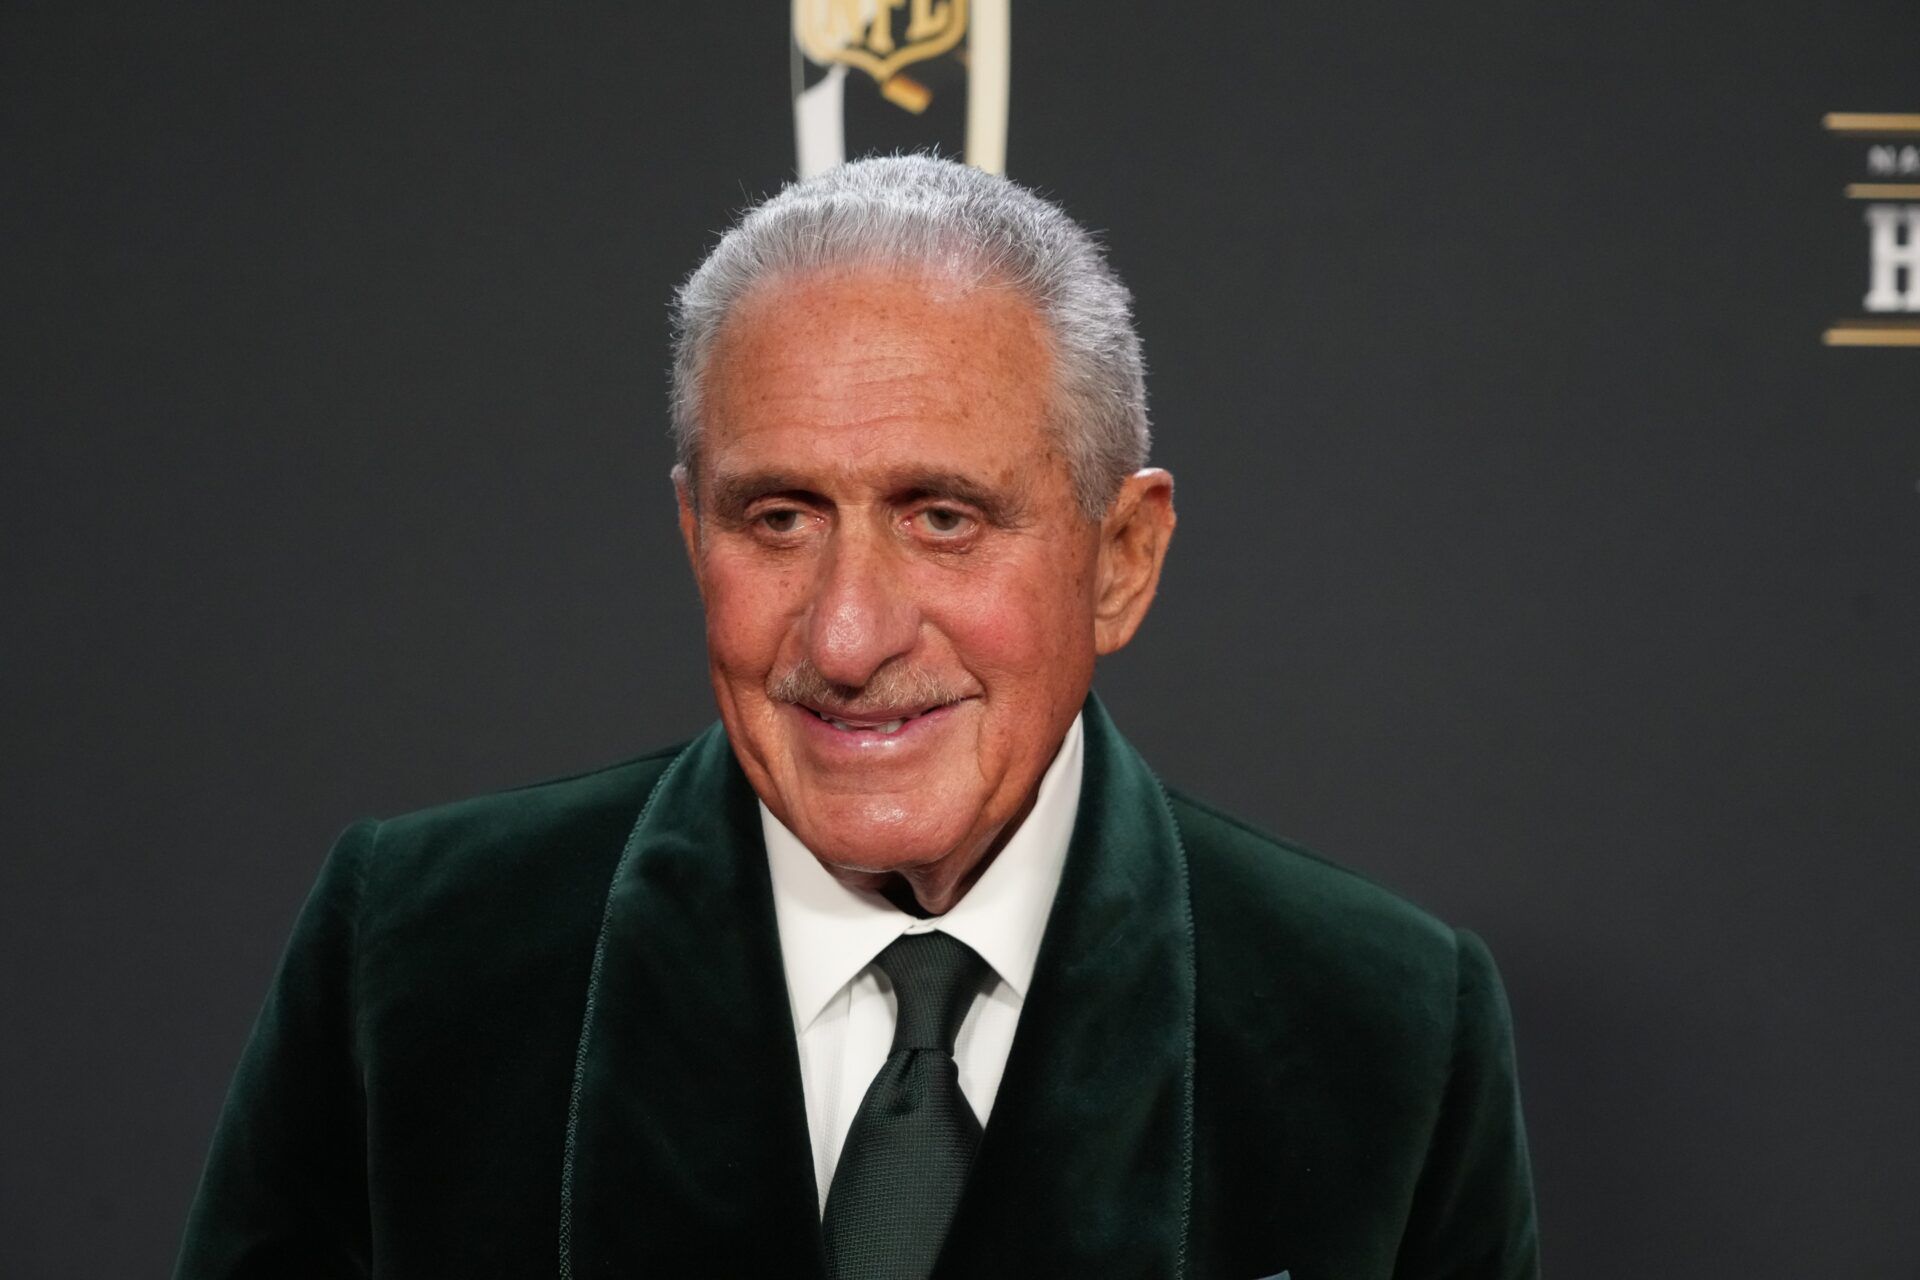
[879,878,938,919]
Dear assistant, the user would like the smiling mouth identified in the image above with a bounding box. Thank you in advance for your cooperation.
[799,701,956,736]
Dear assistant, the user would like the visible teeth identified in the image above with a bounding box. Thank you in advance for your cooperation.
[825,716,907,734]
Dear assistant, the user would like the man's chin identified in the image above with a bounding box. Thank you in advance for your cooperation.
[784,806,979,879]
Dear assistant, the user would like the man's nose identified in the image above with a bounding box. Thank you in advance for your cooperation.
[802,528,921,689]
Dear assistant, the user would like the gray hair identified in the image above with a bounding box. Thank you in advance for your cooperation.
[669,155,1149,518]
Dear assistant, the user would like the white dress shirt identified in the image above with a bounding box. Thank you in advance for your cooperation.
[761,713,1084,1212]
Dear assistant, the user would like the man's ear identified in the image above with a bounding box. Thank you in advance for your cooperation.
[673,464,704,595]
[1093,468,1176,655]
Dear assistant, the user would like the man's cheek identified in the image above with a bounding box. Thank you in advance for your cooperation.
[955,586,1085,667]
[704,564,798,663]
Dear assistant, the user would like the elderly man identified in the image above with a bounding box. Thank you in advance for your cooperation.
[178,157,1539,1279]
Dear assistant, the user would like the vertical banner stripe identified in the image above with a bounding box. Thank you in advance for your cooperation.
[966,0,1011,174]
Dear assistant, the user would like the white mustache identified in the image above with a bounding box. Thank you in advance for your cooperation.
[766,661,966,716]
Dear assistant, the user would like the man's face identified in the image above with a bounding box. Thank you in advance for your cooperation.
[678,265,1131,901]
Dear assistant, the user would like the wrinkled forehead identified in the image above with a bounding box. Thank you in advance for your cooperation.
[698,265,1059,446]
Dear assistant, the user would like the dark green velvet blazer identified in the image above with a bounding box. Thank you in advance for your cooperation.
[177,696,1538,1278]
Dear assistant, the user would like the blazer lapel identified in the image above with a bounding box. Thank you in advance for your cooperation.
[936,694,1198,1277]
[560,724,826,1278]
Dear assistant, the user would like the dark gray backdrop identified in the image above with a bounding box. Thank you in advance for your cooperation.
[3,3,1915,1276]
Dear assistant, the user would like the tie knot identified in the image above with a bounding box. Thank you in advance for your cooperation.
[875,931,989,1053]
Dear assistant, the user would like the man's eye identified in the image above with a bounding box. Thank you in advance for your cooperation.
[758,509,804,534]
[916,507,971,536]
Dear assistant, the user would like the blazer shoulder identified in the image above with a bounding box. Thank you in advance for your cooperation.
[1166,786,1463,1011]
[379,743,681,846]
[353,744,690,934]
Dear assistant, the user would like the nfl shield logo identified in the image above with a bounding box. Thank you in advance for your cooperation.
[791,0,1010,177]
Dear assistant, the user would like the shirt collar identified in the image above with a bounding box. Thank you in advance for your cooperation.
[763,712,1085,1033]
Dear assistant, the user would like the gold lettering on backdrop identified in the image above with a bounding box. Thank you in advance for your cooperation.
[907,0,953,41]
[816,0,866,49]
[881,74,933,114]
[865,0,904,55]
[794,0,968,89]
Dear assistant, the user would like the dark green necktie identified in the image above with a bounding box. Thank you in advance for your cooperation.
[822,931,990,1280]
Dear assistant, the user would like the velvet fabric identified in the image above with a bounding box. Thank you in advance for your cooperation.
[176,695,1538,1278]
